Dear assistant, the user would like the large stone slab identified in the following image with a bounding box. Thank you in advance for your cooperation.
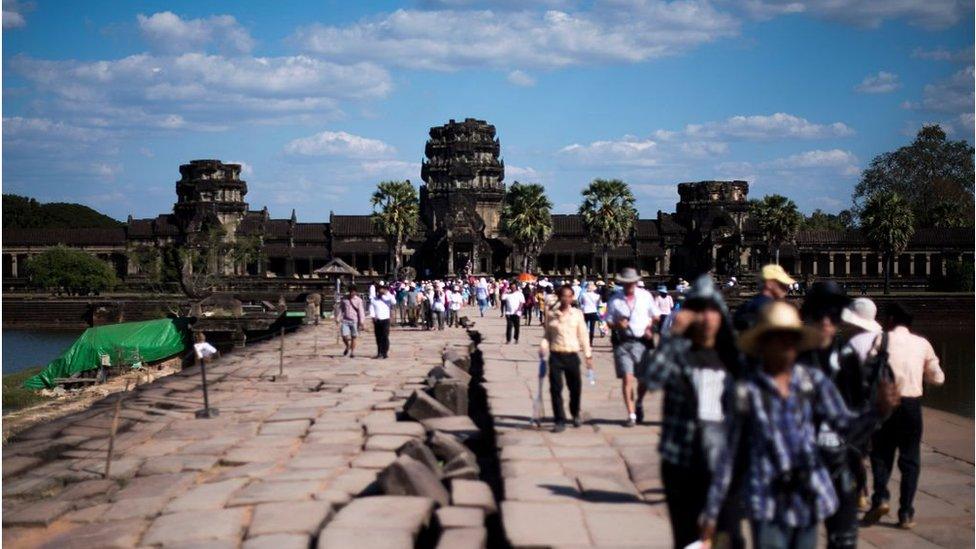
[3,500,73,526]
[317,527,414,549]
[404,390,454,421]
[163,478,250,513]
[378,454,450,507]
[420,416,480,440]
[436,527,486,549]
[38,518,147,548]
[142,507,248,546]
[435,506,485,529]
[248,501,333,537]
[501,501,590,548]
[365,422,426,438]
[227,481,319,506]
[244,534,311,549]
[329,495,435,535]
[365,434,415,452]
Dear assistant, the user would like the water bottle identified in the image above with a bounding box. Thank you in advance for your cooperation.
[587,369,596,385]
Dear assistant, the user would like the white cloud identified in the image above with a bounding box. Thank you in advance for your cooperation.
[507,70,536,87]
[90,162,123,180]
[765,149,860,176]
[294,4,740,71]
[911,46,973,63]
[560,136,660,166]
[227,161,254,177]
[284,131,397,158]
[137,11,255,54]
[740,0,970,30]
[634,184,680,200]
[685,113,854,139]
[2,0,26,29]
[359,160,419,180]
[919,65,974,114]
[11,53,392,131]
[506,165,542,181]
[854,71,900,94]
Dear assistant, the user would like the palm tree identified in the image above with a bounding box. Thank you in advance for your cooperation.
[579,179,638,278]
[860,190,915,295]
[500,182,553,272]
[750,194,802,265]
[370,180,419,274]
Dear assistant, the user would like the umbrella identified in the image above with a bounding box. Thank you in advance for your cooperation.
[517,272,537,283]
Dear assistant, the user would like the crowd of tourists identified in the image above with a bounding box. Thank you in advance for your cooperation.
[329,264,944,549]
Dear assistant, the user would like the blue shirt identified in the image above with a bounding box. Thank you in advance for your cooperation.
[705,364,879,528]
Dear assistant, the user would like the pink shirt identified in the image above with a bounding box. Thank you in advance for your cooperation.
[882,326,945,398]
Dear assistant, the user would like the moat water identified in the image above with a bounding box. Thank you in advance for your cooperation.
[2,324,973,417]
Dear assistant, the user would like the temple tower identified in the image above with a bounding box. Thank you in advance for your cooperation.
[673,180,750,276]
[173,159,249,239]
[420,118,506,275]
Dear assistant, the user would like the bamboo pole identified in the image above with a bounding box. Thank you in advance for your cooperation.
[105,380,131,479]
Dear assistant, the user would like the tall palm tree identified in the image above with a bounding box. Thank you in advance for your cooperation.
[750,194,802,265]
[579,179,638,278]
[500,182,553,272]
[370,180,419,274]
[860,190,915,295]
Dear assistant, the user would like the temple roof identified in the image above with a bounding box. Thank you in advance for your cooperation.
[550,214,586,237]
[794,228,974,248]
[6,228,127,247]
[293,223,328,242]
[331,215,379,237]
[127,215,179,238]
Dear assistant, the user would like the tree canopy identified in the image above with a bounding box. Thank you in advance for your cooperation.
[801,208,854,231]
[579,179,637,276]
[26,246,118,295]
[855,125,974,228]
[370,180,420,273]
[860,190,915,294]
[500,182,553,272]
[3,194,121,229]
[750,194,802,264]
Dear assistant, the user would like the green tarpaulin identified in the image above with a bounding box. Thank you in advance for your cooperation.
[23,318,190,390]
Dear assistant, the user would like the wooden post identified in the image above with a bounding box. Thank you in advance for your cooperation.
[277,327,287,380]
[105,380,131,479]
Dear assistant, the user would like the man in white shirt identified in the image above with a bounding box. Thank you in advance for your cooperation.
[578,282,602,345]
[369,285,396,359]
[502,283,526,344]
[449,288,463,327]
[604,267,662,427]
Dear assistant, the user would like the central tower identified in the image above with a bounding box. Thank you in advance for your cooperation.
[420,118,506,275]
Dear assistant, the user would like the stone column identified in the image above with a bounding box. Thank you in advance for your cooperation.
[828,254,835,276]
[877,256,883,275]
[794,256,801,275]
[925,253,931,276]
[11,254,18,278]
[367,253,374,276]
[812,256,818,276]
[860,252,867,276]
[471,244,479,275]
[909,253,916,275]
[663,248,672,274]
[447,241,455,276]
[844,253,850,277]
[892,255,900,276]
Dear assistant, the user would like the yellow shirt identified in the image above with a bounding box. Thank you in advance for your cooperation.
[541,306,592,358]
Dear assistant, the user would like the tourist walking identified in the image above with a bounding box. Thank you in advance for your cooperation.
[522,283,536,325]
[335,286,366,358]
[539,284,593,432]
[863,304,944,530]
[605,267,661,427]
[799,281,866,549]
[449,287,463,327]
[653,284,674,343]
[701,302,898,549]
[578,282,602,346]
[502,282,525,344]
[431,287,446,330]
[643,275,744,549]
[475,278,489,317]
[733,264,794,331]
[369,284,395,359]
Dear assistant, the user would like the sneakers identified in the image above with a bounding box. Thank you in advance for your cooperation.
[635,404,644,424]
[857,495,870,512]
[625,413,637,428]
[572,416,582,428]
[552,422,566,433]
[897,513,916,530]
[342,348,349,356]
[862,501,890,526]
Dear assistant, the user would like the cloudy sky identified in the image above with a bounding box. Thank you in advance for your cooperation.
[3,0,973,221]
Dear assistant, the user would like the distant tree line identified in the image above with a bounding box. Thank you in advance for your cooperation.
[3,194,122,229]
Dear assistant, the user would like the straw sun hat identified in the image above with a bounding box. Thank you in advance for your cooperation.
[738,301,821,356]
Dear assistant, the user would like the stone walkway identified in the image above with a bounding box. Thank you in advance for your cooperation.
[2,306,972,548]
[3,318,470,548]
[474,313,975,548]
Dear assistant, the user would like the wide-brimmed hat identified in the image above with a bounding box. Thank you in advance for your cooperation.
[841,298,882,333]
[761,264,796,287]
[739,301,821,356]
[682,275,728,315]
[615,267,641,284]
[657,285,668,293]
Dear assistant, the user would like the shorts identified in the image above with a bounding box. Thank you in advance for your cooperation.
[340,320,359,338]
[613,339,650,379]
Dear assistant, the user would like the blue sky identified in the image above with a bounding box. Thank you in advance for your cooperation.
[3,0,973,221]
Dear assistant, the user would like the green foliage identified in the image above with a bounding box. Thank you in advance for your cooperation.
[229,236,263,274]
[501,182,553,272]
[801,208,854,231]
[750,194,803,263]
[370,180,420,271]
[579,179,638,277]
[3,194,121,229]
[25,246,118,295]
[129,246,162,282]
[855,125,974,228]
[944,259,975,291]
[3,366,50,412]
[860,190,915,294]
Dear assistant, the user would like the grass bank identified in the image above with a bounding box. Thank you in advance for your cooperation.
[3,366,51,413]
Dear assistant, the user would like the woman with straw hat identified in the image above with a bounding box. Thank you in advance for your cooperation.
[700,301,899,549]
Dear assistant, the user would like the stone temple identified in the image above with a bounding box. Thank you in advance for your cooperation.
[2,118,973,288]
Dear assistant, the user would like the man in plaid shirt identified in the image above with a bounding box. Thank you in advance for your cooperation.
[700,302,898,549]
